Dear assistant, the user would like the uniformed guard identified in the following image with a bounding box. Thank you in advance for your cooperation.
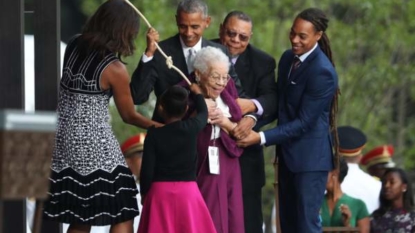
[361,145,395,179]
[120,133,146,233]
[121,133,146,178]
[337,126,382,214]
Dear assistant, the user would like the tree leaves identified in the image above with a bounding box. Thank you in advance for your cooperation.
[77,0,415,229]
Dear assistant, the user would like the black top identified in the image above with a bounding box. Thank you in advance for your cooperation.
[140,94,208,196]
[61,35,118,95]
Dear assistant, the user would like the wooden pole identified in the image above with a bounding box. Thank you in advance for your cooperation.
[34,0,62,232]
[0,0,26,232]
[274,157,281,233]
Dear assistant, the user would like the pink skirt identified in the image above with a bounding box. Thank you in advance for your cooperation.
[137,181,217,233]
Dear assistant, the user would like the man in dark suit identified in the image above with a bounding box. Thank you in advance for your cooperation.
[130,0,245,122]
[213,11,277,233]
[238,8,339,233]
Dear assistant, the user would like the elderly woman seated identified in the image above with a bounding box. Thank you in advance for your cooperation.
[181,46,245,233]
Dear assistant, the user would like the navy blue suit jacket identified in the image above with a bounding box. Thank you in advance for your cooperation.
[264,46,337,173]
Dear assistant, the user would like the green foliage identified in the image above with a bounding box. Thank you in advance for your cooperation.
[78,0,415,230]
[109,99,153,143]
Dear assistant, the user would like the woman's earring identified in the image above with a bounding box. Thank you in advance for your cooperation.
[403,189,407,192]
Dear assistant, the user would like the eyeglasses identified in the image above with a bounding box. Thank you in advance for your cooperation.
[225,29,251,42]
[209,72,231,84]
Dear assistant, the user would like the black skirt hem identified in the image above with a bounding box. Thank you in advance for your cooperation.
[43,165,139,225]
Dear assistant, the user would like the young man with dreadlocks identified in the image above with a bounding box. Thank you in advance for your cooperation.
[237,8,340,233]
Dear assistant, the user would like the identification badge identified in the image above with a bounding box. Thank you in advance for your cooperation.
[208,146,220,175]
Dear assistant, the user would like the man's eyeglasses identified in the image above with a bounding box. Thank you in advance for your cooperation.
[225,29,251,42]
[209,72,231,84]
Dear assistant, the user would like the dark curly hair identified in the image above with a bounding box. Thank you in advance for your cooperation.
[81,0,140,58]
[159,86,189,119]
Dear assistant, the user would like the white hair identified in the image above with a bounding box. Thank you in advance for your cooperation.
[192,46,230,75]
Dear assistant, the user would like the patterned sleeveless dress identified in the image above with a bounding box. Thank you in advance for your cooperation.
[43,35,139,225]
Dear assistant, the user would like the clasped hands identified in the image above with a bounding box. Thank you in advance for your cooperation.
[205,98,260,147]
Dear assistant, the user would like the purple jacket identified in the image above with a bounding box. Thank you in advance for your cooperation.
[179,74,243,163]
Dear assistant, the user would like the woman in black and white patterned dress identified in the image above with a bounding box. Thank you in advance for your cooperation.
[43,1,161,232]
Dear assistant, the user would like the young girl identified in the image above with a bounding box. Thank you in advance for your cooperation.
[371,168,415,233]
[138,84,217,233]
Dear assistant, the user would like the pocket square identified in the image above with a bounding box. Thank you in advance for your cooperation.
[290,81,296,85]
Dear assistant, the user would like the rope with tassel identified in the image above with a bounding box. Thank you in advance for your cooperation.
[124,0,192,85]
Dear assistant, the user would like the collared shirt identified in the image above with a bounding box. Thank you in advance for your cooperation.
[211,96,231,140]
[179,37,202,60]
[141,37,203,63]
[259,43,319,145]
[231,56,238,64]
[298,43,318,63]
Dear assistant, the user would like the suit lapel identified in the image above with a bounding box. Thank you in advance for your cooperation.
[289,60,308,83]
[201,38,208,47]
[234,49,251,87]
[288,46,321,83]
[282,54,293,89]
[170,34,189,74]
